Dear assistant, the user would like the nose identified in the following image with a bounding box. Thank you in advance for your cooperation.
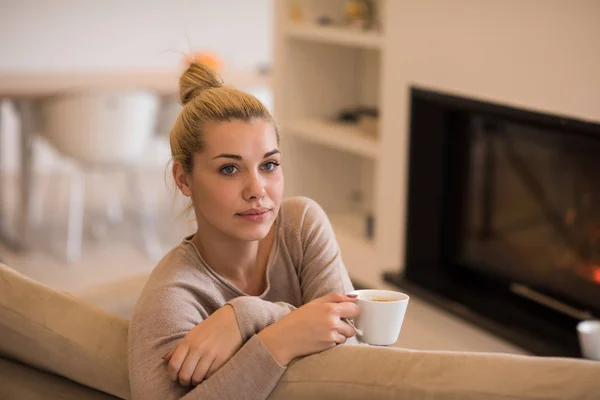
[243,171,266,201]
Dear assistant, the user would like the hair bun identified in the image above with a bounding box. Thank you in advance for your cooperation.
[178,61,224,106]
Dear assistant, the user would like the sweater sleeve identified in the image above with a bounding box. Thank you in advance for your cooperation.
[226,197,356,341]
[128,284,286,400]
[227,297,296,342]
[297,197,355,302]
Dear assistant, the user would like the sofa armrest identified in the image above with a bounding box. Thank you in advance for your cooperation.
[0,263,130,399]
[270,342,600,400]
[3,263,599,400]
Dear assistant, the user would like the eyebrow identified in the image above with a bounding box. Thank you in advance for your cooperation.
[213,149,280,160]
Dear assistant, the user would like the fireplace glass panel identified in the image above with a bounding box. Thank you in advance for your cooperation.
[460,115,600,309]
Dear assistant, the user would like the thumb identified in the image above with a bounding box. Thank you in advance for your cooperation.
[313,292,358,304]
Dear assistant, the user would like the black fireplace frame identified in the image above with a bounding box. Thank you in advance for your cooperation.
[384,87,600,358]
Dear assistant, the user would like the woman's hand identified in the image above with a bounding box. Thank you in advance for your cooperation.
[257,292,360,366]
[164,304,242,387]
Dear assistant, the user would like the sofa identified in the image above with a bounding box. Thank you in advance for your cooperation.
[1,262,599,400]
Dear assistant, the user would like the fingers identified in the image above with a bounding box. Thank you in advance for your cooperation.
[332,332,347,345]
[167,346,189,382]
[191,356,215,386]
[331,302,361,319]
[205,360,219,380]
[163,349,174,361]
[314,292,358,304]
[336,319,357,338]
[178,351,202,387]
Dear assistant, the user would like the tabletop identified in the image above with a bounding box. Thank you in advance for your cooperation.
[0,68,270,98]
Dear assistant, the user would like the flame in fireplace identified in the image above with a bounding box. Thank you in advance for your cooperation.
[577,263,600,285]
[594,265,600,284]
[562,208,600,285]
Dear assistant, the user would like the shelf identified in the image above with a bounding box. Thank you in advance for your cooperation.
[283,118,379,159]
[285,23,382,50]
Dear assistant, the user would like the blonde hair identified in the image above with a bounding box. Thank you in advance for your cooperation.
[170,62,277,173]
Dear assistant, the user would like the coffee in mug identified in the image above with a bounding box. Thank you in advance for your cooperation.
[369,296,397,302]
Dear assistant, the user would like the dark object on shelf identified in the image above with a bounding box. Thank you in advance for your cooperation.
[385,87,600,359]
[365,214,375,239]
[336,106,379,123]
[338,110,359,123]
[316,16,334,26]
[337,106,379,136]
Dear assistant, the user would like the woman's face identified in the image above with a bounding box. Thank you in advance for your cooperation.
[174,118,284,242]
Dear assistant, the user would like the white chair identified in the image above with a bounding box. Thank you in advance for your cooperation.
[39,90,161,262]
[156,95,182,138]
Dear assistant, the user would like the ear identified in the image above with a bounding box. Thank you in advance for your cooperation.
[173,162,193,197]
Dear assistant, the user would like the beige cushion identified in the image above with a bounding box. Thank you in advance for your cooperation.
[0,263,130,399]
[272,344,600,399]
[70,273,149,320]
[2,262,600,400]
[0,357,120,400]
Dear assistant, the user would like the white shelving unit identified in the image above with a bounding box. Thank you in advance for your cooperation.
[285,23,383,49]
[284,118,379,159]
[271,0,545,355]
[274,0,388,284]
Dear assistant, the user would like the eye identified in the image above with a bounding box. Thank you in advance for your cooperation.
[261,161,280,172]
[219,165,239,175]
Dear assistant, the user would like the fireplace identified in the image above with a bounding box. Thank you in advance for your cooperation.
[384,88,600,357]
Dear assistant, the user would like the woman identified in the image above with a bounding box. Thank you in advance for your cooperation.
[128,62,361,400]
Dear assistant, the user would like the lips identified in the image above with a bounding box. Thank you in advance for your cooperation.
[237,207,270,216]
[236,207,271,223]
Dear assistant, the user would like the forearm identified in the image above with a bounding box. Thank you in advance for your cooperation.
[180,335,286,400]
[256,323,294,367]
[227,297,296,341]
[130,336,286,400]
[226,266,354,343]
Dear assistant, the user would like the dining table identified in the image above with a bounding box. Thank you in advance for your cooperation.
[0,68,269,253]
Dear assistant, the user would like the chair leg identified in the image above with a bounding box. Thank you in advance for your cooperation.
[28,168,65,228]
[106,172,124,225]
[66,170,86,262]
[130,170,162,261]
[28,172,45,227]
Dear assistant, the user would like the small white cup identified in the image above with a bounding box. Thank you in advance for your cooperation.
[349,289,410,346]
[577,320,600,361]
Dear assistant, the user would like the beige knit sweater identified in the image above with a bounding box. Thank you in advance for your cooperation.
[128,197,356,400]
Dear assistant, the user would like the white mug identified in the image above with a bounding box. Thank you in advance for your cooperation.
[349,289,410,346]
[577,320,600,361]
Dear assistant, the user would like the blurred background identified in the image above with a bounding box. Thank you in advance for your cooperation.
[2,0,600,356]
[0,0,273,290]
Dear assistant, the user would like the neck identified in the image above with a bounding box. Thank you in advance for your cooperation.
[191,224,273,284]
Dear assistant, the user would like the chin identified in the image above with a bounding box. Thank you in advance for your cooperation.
[227,220,273,242]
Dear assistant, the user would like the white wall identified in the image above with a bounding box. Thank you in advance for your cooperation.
[0,0,272,173]
[0,0,272,71]
[377,0,600,271]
